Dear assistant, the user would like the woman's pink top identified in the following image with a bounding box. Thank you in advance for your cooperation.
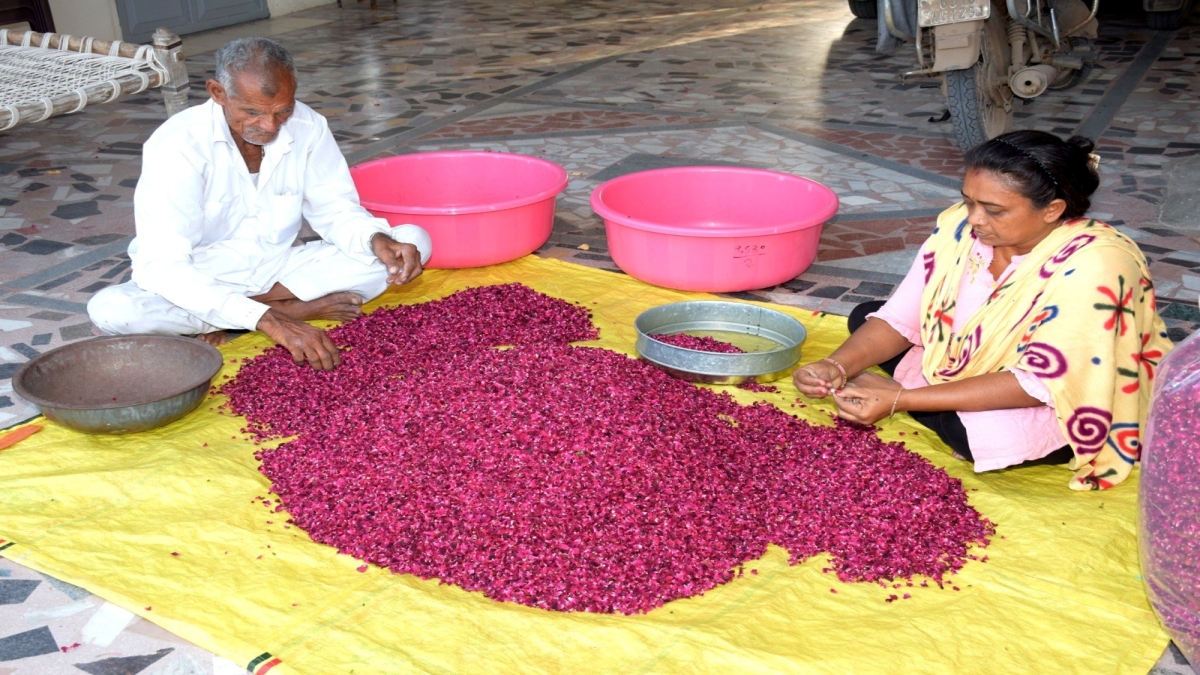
[870,238,1069,471]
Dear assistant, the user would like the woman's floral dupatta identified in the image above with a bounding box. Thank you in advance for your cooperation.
[918,204,1173,490]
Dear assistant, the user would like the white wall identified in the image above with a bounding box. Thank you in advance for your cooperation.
[46,0,123,41]
[266,0,329,16]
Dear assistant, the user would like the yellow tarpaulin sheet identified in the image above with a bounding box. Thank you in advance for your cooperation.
[0,256,1167,674]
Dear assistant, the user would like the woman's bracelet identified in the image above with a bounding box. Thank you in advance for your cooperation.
[821,357,848,388]
[889,388,905,418]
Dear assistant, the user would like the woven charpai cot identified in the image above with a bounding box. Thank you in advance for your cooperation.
[0,28,186,131]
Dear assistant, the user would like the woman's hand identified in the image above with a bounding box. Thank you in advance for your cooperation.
[793,360,845,398]
[793,317,913,400]
[832,371,903,425]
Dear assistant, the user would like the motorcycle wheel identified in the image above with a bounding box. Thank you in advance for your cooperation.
[1145,8,1184,29]
[946,64,1011,150]
[849,0,878,18]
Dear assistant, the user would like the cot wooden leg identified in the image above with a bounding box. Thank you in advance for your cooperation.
[152,28,190,117]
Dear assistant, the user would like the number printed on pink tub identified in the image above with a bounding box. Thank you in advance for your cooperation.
[733,244,767,258]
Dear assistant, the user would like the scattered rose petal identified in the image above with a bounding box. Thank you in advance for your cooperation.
[221,284,993,615]
[649,333,744,353]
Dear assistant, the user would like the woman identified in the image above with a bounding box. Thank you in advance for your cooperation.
[794,131,1172,490]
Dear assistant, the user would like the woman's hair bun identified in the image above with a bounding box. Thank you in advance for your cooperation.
[1066,135,1096,156]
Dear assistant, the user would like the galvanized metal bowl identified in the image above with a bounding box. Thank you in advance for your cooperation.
[13,335,223,434]
[634,301,807,384]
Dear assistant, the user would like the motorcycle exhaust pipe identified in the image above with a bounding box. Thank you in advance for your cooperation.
[1009,64,1059,98]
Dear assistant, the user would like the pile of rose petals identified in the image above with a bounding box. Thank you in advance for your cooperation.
[222,284,993,614]
[1139,332,1200,661]
[649,333,745,353]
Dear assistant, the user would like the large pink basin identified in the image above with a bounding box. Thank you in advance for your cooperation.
[351,151,568,269]
[590,167,839,292]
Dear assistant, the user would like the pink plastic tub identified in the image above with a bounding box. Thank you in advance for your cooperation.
[590,167,839,292]
[351,151,568,269]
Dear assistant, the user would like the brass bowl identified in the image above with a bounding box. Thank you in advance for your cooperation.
[13,334,223,434]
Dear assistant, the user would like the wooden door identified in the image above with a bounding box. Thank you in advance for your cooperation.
[115,0,268,43]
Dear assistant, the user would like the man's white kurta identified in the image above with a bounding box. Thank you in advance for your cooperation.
[127,99,430,332]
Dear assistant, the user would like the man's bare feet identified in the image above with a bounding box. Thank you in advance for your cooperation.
[267,291,364,322]
[196,331,228,347]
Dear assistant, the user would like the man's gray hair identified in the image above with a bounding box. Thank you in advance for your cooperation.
[214,37,295,96]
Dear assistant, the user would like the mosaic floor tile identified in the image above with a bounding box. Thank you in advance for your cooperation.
[74,648,173,675]
[0,581,38,606]
[0,626,58,662]
[421,104,722,140]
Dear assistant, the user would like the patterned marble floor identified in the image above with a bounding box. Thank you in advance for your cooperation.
[0,0,1198,672]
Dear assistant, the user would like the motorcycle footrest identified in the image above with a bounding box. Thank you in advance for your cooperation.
[1049,53,1085,69]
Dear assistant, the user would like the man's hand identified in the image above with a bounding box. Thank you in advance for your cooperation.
[372,233,423,285]
[256,308,342,371]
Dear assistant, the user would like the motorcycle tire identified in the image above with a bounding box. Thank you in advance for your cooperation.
[946,64,1011,151]
[1145,9,1184,29]
[849,0,878,19]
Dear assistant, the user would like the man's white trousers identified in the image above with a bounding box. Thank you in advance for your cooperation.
[87,240,390,336]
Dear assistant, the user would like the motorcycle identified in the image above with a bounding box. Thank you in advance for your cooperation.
[1144,0,1193,29]
[858,0,1100,150]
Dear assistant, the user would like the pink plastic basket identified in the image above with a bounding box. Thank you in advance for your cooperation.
[351,151,569,269]
[590,167,839,292]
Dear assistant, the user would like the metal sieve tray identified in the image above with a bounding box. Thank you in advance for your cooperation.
[634,301,807,384]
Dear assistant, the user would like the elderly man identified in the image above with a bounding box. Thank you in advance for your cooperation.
[87,37,430,371]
